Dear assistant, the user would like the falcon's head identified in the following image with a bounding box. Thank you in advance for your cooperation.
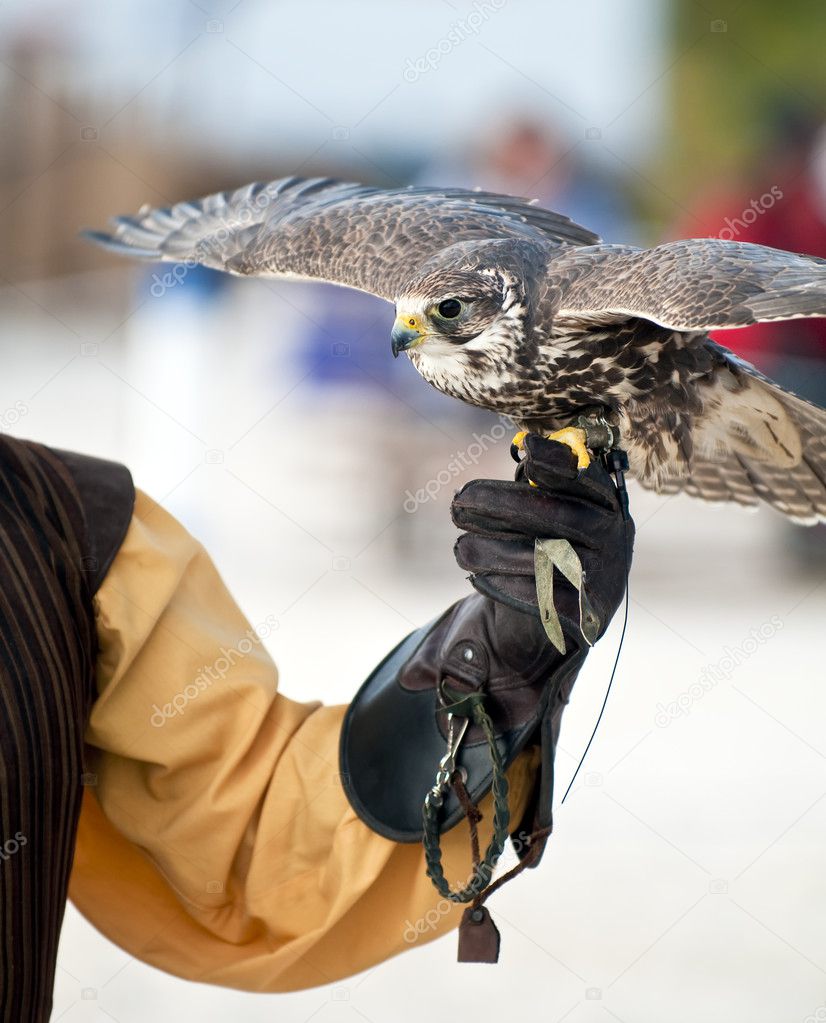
[390,261,527,362]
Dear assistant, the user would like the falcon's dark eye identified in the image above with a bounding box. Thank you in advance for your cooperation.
[437,298,463,319]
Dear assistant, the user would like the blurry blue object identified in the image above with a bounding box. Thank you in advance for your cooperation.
[140,262,228,303]
[295,287,397,387]
[291,283,491,427]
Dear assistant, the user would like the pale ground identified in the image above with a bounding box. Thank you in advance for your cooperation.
[2,270,825,1023]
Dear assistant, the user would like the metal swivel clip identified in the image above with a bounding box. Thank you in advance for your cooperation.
[425,713,469,810]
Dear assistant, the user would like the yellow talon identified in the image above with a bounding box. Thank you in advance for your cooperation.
[511,426,592,484]
[547,426,591,470]
[510,430,539,486]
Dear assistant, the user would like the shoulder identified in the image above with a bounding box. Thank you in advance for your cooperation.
[45,444,135,593]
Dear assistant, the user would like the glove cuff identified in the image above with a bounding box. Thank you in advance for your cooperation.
[339,596,587,847]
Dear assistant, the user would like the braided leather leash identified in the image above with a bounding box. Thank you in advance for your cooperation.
[421,684,510,903]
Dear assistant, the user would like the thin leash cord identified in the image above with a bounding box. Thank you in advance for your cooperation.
[560,451,631,806]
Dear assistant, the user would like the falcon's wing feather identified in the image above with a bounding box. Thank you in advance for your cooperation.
[551,239,826,331]
[83,177,600,300]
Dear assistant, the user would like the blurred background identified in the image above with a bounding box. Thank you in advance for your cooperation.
[1,0,825,1020]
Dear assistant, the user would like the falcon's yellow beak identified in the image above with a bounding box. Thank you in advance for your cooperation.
[391,314,426,358]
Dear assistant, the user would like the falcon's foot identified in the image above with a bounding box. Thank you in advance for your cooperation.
[547,426,591,470]
[511,427,591,475]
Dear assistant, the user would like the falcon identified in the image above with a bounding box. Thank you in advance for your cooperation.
[85,177,826,521]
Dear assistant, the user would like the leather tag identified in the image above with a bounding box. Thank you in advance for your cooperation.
[457,906,500,963]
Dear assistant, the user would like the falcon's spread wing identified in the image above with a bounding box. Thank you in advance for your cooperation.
[546,239,826,521]
[551,239,826,330]
[83,177,599,301]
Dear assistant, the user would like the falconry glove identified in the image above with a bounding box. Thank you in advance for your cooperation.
[455,432,632,653]
[340,436,634,869]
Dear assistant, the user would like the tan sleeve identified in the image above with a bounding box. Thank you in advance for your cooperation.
[69,489,537,992]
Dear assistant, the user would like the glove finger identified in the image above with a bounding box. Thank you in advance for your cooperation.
[456,533,609,606]
[520,434,619,511]
[469,572,590,646]
[516,435,579,479]
[467,571,538,614]
[452,479,608,546]
[454,532,536,577]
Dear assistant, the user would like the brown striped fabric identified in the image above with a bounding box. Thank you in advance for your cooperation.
[0,436,97,1022]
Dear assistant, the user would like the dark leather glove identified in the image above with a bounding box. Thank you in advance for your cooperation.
[453,433,633,651]
[340,435,634,850]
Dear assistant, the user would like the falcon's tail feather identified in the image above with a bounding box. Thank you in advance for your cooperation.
[718,384,826,523]
[651,364,826,523]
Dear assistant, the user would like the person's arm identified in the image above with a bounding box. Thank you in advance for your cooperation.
[69,488,538,990]
[69,437,632,990]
